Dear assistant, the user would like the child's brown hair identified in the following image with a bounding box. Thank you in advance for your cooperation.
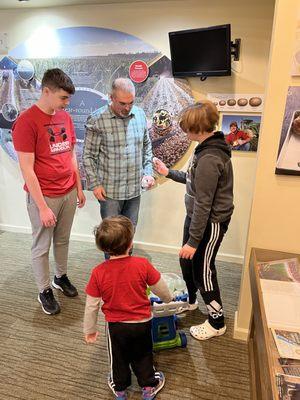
[179,101,219,134]
[94,216,134,256]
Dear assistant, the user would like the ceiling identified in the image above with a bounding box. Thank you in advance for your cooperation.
[0,0,169,9]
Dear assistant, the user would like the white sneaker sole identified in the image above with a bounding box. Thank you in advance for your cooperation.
[52,280,78,297]
[52,280,63,292]
[37,295,52,315]
[188,301,199,311]
[152,372,165,396]
[176,300,199,314]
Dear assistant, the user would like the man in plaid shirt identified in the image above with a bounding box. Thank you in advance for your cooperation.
[83,78,154,238]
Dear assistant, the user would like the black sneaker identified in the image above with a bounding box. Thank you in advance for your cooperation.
[38,288,61,315]
[52,274,78,297]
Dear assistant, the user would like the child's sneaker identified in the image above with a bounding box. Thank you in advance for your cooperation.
[142,371,165,399]
[108,375,128,399]
[115,391,127,399]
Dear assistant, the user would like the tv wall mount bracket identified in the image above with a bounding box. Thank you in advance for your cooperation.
[231,38,241,61]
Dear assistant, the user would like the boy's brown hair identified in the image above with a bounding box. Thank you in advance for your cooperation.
[179,101,219,134]
[41,68,75,94]
[94,216,134,256]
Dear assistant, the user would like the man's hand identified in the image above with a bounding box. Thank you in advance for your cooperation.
[237,139,244,145]
[77,189,86,208]
[153,157,169,176]
[179,244,196,259]
[93,186,106,201]
[39,207,57,227]
[84,332,99,344]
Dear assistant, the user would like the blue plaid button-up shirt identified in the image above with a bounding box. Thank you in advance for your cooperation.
[83,104,153,200]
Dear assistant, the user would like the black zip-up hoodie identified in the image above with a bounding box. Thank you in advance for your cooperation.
[167,132,234,248]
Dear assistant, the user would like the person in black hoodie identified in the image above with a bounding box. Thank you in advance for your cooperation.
[153,101,234,340]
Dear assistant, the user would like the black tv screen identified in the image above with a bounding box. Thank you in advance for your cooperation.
[169,24,231,77]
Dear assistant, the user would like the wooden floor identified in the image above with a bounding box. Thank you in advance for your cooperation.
[0,231,250,399]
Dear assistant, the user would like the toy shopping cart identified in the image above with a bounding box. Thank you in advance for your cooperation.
[150,273,189,351]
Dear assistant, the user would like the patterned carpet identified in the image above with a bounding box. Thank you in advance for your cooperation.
[0,231,250,399]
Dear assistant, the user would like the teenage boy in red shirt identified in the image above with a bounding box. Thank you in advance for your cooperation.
[12,68,85,315]
[83,216,172,400]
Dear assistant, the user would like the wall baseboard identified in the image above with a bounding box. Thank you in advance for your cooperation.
[133,240,244,265]
[0,224,244,265]
[233,311,249,341]
[0,224,31,234]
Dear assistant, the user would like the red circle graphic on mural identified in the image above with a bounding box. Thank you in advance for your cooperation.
[129,60,149,83]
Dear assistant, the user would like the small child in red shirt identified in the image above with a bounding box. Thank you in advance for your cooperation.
[83,216,172,400]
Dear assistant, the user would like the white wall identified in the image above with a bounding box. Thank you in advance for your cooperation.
[235,0,300,340]
[0,0,275,263]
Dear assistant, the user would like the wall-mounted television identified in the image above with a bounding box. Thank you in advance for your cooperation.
[169,24,231,78]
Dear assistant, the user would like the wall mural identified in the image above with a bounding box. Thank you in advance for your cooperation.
[0,26,194,186]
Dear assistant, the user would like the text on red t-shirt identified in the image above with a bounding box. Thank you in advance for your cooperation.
[12,105,77,197]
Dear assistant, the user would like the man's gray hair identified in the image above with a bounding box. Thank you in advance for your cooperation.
[111,78,135,95]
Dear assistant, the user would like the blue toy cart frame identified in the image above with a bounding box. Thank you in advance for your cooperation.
[151,293,188,351]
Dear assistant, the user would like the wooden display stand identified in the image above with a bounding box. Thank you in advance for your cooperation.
[248,248,300,400]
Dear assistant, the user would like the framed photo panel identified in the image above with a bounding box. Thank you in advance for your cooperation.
[291,10,300,76]
[221,114,261,152]
[276,86,300,175]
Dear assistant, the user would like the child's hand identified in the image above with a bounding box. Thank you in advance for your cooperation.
[179,244,196,259]
[153,157,169,176]
[84,332,99,344]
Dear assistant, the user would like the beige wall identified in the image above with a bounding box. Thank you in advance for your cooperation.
[0,0,274,263]
[235,0,300,340]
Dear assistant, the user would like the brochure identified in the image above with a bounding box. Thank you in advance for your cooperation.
[258,258,300,282]
[257,258,300,328]
[277,359,300,377]
[276,374,300,400]
[272,329,300,360]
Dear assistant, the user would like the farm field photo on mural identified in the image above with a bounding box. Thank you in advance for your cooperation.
[0,26,194,185]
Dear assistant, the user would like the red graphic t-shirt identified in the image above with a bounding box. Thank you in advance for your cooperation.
[12,105,77,197]
[85,256,161,322]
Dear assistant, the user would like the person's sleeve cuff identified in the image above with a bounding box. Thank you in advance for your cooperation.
[186,237,200,248]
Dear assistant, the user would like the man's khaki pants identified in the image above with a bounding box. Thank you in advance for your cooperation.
[26,188,77,292]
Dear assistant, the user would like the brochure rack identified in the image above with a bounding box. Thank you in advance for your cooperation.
[249,248,300,400]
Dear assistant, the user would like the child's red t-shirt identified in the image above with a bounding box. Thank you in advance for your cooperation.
[85,256,161,322]
[12,105,77,197]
